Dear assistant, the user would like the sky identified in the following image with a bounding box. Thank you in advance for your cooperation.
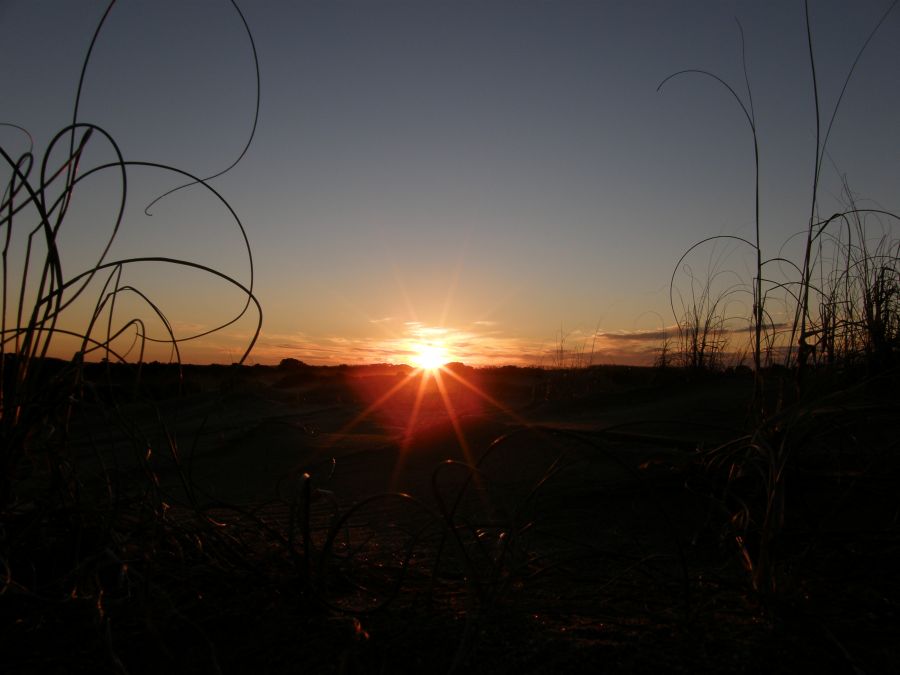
[2,0,899,367]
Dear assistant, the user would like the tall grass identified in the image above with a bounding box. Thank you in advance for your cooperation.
[1,1,262,669]
[659,0,900,599]
[4,1,897,670]
[661,3,900,383]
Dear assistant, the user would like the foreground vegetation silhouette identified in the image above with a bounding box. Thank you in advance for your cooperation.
[2,1,899,673]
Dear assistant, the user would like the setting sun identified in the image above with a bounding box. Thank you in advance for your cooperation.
[410,342,449,371]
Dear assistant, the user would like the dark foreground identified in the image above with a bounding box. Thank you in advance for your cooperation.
[3,362,899,673]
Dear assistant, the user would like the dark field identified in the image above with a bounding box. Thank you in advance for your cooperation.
[3,361,899,674]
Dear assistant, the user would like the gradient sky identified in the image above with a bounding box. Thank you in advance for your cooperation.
[2,0,899,366]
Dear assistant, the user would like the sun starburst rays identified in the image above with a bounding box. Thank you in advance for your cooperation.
[321,354,538,500]
[317,260,529,485]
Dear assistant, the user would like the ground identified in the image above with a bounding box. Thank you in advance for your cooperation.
[2,362,898,673]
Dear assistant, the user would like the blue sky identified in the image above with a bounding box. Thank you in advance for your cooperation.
[2,0,899,365]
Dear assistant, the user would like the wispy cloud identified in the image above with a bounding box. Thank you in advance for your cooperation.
[596,328,674,342]
[242,321,767,368]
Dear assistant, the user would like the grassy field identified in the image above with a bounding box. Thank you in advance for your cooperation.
[4,2,899,671]
[3,361,898,673]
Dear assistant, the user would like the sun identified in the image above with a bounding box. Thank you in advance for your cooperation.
[410,342,449,371]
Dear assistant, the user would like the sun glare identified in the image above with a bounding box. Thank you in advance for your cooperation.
[410,342,448,371]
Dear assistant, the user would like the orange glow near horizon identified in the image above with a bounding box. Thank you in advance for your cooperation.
[409,341,450,371]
